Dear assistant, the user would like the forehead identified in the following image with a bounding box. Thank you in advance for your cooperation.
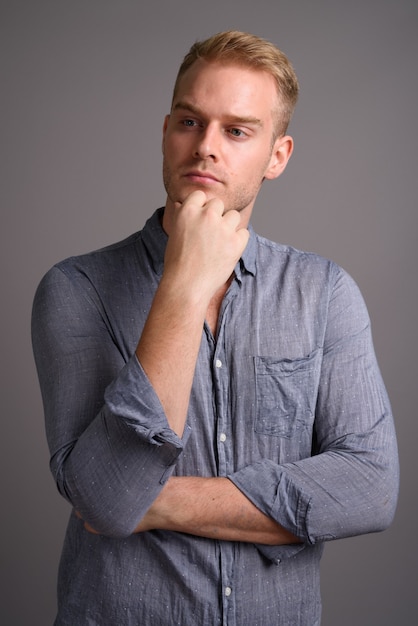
[173,59,278,120]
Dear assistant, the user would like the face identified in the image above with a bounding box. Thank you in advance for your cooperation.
[162,59,293,228]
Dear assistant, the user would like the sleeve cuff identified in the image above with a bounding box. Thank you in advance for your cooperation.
[255,542,307,564]
[228,460,313,543]
[105,354,190,451]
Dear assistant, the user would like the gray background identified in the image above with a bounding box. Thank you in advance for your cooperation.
[1,1,417,624]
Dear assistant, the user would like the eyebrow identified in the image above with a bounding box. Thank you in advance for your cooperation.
[173,100,264,128]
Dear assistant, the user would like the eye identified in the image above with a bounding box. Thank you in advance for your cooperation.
[182,119,199,128]
[228,128,246,138]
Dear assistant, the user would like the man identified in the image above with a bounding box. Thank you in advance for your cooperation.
[32,31,399,625]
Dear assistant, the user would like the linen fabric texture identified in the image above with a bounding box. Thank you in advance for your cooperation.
[32,208,399,626]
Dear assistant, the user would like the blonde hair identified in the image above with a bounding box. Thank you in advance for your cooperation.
[172,30,299,137]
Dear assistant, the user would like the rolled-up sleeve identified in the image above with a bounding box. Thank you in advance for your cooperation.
[229,267,399,560]
[32,265,189,538]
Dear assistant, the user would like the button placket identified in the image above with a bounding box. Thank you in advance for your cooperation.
[214,287,238,626]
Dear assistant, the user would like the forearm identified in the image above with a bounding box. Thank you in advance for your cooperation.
[136,276,207,437]
[134,476,301,545]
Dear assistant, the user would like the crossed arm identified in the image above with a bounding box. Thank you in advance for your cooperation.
[82,476,299,545]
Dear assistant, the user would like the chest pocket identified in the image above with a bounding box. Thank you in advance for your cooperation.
[254,350,321,438]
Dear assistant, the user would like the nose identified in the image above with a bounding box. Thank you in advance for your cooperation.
[193,124,220,161]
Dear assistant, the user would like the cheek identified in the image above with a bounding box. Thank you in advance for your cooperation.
[238,156,265,181]
[165,136,187,161]
[163,147,178,171]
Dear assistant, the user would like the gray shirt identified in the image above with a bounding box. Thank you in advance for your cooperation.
[32,208,399,625]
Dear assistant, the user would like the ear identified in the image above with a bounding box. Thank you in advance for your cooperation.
[162,114,170,151]
[264,135,294,181]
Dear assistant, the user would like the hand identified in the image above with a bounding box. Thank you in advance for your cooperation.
[74,509,100,534]
[163,190,249,304]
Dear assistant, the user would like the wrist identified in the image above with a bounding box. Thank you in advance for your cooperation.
[157,274,211,317]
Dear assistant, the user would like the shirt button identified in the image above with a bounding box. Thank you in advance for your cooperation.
[220,433,227,443]
[215,359,222,368]
[225,586,232,597]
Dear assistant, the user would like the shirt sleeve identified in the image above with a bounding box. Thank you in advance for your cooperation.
[228,266,399,560]
[32,265,190,538]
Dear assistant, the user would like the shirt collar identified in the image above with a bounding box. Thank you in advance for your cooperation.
[140,207,257,278]
[238,223,257,277]
[140,208,167,275]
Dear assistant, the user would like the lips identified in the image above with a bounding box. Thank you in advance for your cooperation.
[183,170,221,184]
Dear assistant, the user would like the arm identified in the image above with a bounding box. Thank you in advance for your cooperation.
[228,269,399,546]
[135,191,249,438]
[84,267,397,551]
[32,263,183,538]
[32,193,250,538]
[131,476,300,545]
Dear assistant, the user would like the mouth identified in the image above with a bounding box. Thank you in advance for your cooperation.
[183,170,221,185]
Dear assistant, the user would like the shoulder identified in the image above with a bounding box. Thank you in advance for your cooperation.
[32,230,143,313]
[253,232,367,312]
[56,230,143,278]
[37,208,165,291]
[254,232,341,281]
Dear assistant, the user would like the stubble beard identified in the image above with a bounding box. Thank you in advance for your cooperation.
[162,158,267,215]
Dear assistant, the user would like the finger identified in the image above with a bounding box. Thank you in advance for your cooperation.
[204,196,225,217]
[74,510,101,534]
[84,521,100,534]
[237,226,250,247]
[222,208,242,229]
[182,189,207,209]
